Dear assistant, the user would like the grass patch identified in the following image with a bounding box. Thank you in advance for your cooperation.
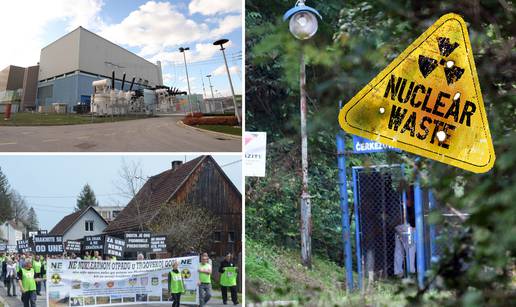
[246,239,449,306]
[0,112,150,126]
[194,124,241,136]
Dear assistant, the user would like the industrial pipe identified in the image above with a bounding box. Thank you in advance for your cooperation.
[111,71,115,89]
[121,73,126,91]
[129,77,135,91]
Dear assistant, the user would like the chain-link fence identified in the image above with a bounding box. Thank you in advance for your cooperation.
[354,166,404,279]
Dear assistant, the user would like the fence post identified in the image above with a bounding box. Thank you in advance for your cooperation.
[414,170,426,289]
[336,101,353,290]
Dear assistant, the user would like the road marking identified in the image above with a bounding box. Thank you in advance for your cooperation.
[42,139,59,143]
[76,135,90,139]
[0,142,17,146]
[103,133,116,136]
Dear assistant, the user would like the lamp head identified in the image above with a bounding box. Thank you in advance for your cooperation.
[283,1,321,40]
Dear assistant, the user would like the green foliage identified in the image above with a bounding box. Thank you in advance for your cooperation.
[76,183,99,211]
[0,167,12,223]
[246,0,515,304]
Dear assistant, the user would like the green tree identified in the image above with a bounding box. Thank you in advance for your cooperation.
[25,207,39,232]
[76,184,98,211]
[0,167,12,223]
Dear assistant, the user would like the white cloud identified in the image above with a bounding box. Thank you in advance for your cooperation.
[0,0,104,69]
[99,1,209,51]
[189,0,241,15]
[210,15,242,37]
[213,64,239,77]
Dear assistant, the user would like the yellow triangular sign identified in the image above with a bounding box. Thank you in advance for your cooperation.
[338,13,495,173]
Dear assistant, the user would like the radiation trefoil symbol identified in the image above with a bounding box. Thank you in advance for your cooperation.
[181,268,191,279]
[418,37,465,85]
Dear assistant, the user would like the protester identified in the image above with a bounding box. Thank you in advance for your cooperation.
[6,257,18,296]
[168,261,185,307]
[137,253,145,260]
[32,255,44,295]
[1,253,7,286]
[83,251,91,260]
[219,252,239,305]
[198,253,212,307]
[18,260,41,307]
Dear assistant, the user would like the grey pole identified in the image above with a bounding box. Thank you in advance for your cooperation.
[201,72,207,99]
[206,75,215,99]
[180,48,193,115]
[215,41,241,124]
[299,50,311,268]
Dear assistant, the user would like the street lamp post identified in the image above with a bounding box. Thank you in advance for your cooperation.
[213,39,241,125]
[283,0,321,269]
[206,74,215,98]
[179,47,194,115]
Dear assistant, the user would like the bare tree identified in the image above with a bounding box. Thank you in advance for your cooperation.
[148,202,220,256]
[114,159,150,231]
[10,190,29,225]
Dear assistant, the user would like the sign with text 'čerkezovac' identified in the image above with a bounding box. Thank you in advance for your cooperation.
[338,13,495,173]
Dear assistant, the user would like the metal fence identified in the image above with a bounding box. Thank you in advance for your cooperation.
[353,165,405,280]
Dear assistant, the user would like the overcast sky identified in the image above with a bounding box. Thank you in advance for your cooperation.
[0,0,242,97]
[0,155,241,230]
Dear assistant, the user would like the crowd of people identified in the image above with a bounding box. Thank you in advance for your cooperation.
[0,250,239,307]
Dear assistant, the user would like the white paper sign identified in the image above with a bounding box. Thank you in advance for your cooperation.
[244,132,267,177]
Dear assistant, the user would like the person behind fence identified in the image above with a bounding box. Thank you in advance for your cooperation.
[18,260,42,307]
[32,255,44,295]
[198,253,212,307]
[6,257,18,296]
[168,260,185,307]
[219,252,239,305]
[394,223,416,277]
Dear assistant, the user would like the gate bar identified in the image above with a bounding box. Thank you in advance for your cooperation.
[428,191,438,263]
[351,168,363,289]
[414,169,426,289]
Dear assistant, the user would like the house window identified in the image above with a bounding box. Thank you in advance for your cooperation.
[85,220,94,232]
[228,232,235,243]
[213,231,222,242]
[112,210,120,218]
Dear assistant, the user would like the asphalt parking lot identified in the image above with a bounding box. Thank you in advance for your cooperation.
[0,116,241,152]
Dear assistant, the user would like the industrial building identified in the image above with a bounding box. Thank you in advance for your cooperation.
[37,26,163,110]
[0,65,39,112]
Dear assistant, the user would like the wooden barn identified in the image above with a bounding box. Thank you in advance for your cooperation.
[103,155,242,258]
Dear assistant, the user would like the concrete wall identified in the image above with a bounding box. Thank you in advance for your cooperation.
[78,28,160,87]
[39,29,80,81]
[63,209,107,241]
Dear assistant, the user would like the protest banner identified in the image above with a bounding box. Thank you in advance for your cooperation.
[0,243,6,252]
[34,235,64,255]
[104,235,126,258]
[124,232,151,252]
[46,256,199,306]
[65,241,82,253]
[17,239,33,253]
[150,236,167,253]
[83,235,104,251]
